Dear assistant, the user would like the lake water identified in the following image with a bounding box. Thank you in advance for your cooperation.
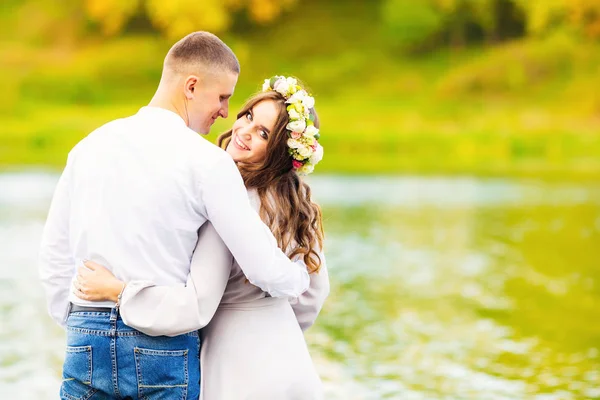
[1,172,599,399]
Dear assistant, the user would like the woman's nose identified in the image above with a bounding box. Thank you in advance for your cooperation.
[239,126,252,139]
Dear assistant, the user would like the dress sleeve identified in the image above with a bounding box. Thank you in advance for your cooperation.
[289,250,330,331]
[118,222,233,337]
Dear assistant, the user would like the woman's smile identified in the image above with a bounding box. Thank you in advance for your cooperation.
[233,134,251,151]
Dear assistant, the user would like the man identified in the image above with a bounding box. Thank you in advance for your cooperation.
[39,31,309,399]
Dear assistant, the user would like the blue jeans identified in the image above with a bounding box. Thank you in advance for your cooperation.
[61,307,200,400]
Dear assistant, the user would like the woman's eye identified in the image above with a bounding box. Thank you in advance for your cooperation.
[260,131,268,140]
[246,112,253,121]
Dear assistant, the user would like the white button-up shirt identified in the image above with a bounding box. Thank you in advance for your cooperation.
[39,106,310,326]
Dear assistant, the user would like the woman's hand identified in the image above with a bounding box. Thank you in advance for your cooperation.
[73,260,125,303]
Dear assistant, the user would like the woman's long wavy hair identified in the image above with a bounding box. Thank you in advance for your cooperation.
[217,90,324,274]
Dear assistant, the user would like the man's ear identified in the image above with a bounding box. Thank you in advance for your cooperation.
[184,75,199,100]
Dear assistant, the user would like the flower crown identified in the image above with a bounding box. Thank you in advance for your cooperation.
[262,76,323,175]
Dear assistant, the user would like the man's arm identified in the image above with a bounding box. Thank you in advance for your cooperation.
[39,154,76,327]
[118,222,232,336]
[200,155,310,297]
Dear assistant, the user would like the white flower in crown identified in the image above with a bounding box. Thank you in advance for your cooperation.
[285,77,298,95]
[286,119,306,134]
[290,101,308,118]
[273,77,298,97]
[286,89,315,110]
[310,143,324,165]
[262,75,323,175]
[286,89,307,104]
[288,108,301,120]
[262,79,271,92]
[272,78,289,96]
[287,138,303,149]
[302,134,316,147]
[298,145,313,158]
[302,95,315,110]
[303,125,319,138]
[297,163,315,175]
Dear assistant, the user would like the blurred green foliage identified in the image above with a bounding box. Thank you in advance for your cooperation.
[1,0,600,177]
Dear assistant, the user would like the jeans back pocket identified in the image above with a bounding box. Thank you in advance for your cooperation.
[134,347,189,400]
[61,345,95,400]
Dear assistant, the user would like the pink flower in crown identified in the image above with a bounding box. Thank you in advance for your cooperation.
[292,160,303,169]
[311,143,317,151]
[290,131,302,139]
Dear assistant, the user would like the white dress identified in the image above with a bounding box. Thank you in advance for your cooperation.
[117,190,330,400]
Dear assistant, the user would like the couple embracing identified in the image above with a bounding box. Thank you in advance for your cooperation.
[39,31,329,400]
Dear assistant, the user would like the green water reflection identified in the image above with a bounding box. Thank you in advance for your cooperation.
[309,201,600,399]
[1,174,599,399]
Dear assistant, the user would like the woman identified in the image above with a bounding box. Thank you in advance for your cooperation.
[73,76,329,400]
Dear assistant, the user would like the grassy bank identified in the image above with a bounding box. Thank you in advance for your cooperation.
[2,10,600,177]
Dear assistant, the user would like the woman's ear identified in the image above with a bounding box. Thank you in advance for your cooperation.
[184,75,198,100]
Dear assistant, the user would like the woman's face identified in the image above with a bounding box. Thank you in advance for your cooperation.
[226,99,279,164]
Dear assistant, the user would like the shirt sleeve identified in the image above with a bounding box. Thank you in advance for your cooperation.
[38,153,76,327]
[118,222,232,336]
[199,155,310,298]
[289,249,330,331]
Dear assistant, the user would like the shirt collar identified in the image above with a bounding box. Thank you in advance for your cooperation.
[137,106,187,127]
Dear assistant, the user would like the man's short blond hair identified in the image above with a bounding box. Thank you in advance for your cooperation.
[165,31,240,75]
